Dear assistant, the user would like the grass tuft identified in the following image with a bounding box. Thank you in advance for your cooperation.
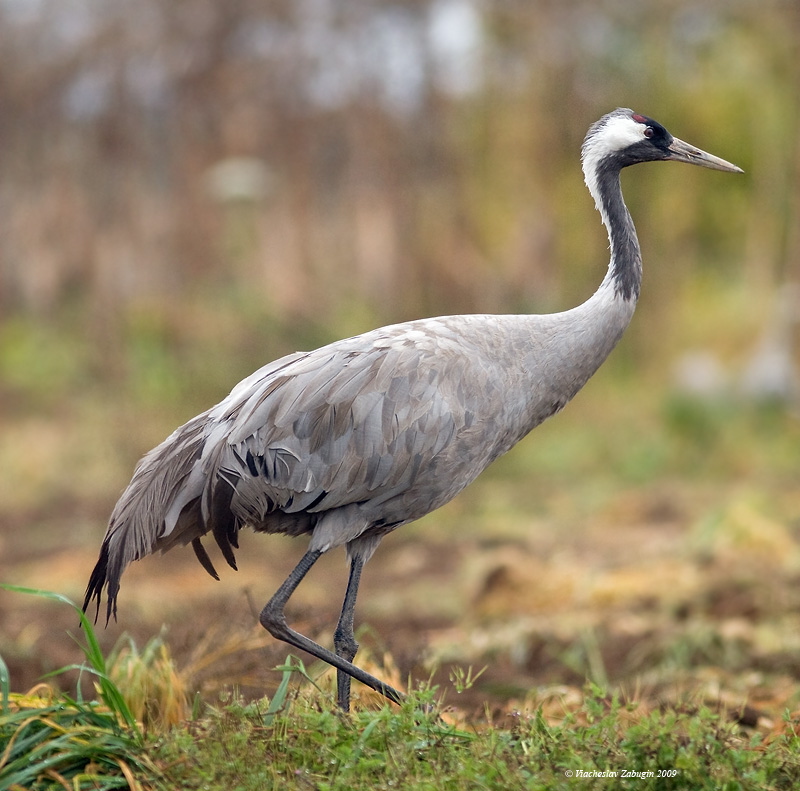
[0,585,161,790]
[106,633,189,732]
[0,685,158,791]
[1,584,139,734]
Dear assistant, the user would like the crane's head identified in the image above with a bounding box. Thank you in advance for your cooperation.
[582,107,743,176]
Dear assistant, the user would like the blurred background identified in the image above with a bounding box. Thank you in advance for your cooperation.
[2,0,800,719]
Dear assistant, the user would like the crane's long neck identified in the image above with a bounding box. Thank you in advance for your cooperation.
[517,156,643,417]
[585,157,642,303]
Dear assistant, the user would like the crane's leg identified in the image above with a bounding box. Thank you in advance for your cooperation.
[260,549,404,708]
[332,554,364,711]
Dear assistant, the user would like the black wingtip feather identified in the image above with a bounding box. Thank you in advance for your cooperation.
[192,537,221,580]
[82,541,118,626]
[210,478,239,571]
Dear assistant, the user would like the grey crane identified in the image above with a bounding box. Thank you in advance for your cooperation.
[84,109,742,711]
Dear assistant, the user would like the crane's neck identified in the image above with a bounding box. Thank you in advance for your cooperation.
[584,157,642,303]
[514,157,643,418]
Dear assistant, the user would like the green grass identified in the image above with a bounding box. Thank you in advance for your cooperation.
[0,586,158,791]
[0,693,152,790]
[148,683,800,791]
[7,683,800,791]
[2,587,800,791]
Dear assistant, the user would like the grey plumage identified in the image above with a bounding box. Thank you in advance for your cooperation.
[84,109,742,710]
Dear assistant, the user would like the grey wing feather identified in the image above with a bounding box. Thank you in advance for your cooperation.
[83,319,521,622]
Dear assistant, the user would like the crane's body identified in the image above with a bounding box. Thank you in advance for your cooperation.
[85,109,742,710]
[94,303,630,595]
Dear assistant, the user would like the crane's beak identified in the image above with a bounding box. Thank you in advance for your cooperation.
[667,137,744,173]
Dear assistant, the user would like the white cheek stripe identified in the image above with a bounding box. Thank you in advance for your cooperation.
[598,116,647,151]
[582,115,647,215]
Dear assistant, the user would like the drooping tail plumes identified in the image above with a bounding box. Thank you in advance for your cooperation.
[82,412,222,623]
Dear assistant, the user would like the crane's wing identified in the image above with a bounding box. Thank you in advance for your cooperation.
[85,321,506,620]
[201,329,495,543]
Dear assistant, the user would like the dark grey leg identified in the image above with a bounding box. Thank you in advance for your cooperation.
[333,554,364,711]
[259,549,403,707]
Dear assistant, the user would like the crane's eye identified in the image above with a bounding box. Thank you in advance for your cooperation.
[643,126,655,139]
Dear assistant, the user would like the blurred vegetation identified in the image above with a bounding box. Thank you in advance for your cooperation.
[2,0,800,743]
[1,0,796,329]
